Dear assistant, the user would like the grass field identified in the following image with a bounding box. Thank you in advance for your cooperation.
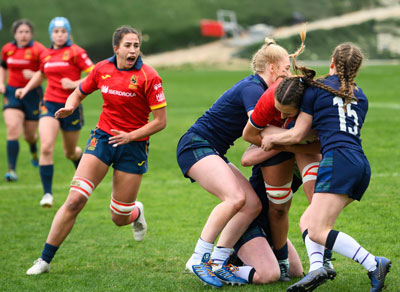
[0,65,399,292]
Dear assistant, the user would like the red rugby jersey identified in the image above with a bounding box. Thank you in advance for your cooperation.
[40,44,94,103]
[1,41,46,88]
[249,79,287,129]
[79,55,167,141]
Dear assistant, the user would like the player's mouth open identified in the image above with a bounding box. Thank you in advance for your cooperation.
[127,56,136,64]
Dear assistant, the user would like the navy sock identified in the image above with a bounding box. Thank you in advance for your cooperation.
[72,154,82,169]
[41,243,59,264]
[39,165,54,194]
[7,140,19,170]
[324,249,333,260]
[273,242,289,261]
[29,142,38,156]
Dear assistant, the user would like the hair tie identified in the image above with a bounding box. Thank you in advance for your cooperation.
[267,42,274,46]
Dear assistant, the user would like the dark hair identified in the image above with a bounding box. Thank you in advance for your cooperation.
[112,25,141,48]
[11,19,34,35]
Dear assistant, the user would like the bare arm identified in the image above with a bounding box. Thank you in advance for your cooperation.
[109,106,167,146]
[15,71,45,99]
[61,76,88,90]
[54,87,87,118]
[0,66,7,94]
[241,144,281,166]
[261,111,313,151]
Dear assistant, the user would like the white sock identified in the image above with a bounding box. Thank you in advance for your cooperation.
[192,238,213,260]
[211,246,232,266]
[233,266,254,282]
[332,232,376,272]
[305,235,324,272]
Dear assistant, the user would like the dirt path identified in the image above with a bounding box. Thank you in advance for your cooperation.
[143,5,400,69]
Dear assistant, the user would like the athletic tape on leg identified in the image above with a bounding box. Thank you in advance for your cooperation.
[70,176,95,199]
[302,162,319,184]
[265,181,292,204]
[110,196,136,216]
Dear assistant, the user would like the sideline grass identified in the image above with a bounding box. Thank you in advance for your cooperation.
[0,65,399,292]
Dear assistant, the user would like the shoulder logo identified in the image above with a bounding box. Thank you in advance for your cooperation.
[7,50,14,56]
[44,55,51,62]
[129,74,138,90]
[101,74,111,80]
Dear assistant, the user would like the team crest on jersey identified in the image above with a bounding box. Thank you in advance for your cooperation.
[87,137,98,151]
[25,49,32,59]
[62,50,70,61]
[41,105,48,115]
[128,75,138,89]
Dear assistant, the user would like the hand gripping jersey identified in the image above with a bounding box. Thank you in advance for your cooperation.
[40,44,94,103]
[188,74,268,156]
[79,55,167,141]
[1,41,46,88]
[300,75,368,154]
[249,79,291,129]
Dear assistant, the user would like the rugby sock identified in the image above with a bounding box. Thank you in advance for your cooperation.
[72,153,82,169]
[326,230,377,272]
[7,140,19,170]
[129,206,140,223]
[39,165,54,194]
[324,248,333,261]
[273,242,289,261]
[233,266,255,283]
[304,233,324,272]
[211,246,232,265]
[29,142,38,157]
[192,238,214,261]
[41,242,59,264]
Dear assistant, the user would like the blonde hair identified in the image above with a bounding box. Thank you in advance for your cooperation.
[252,25,306,74]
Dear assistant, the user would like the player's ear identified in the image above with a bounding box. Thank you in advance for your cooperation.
[113,45,118,54]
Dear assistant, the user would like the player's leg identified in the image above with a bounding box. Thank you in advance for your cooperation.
[211,163,261,285]
[261,157,294,281]
[235,232,280,284]
[38,116,60,206]
[27,153,109,275]
[61,129,83,168]
[23,120,39,167]
[3,108,24,181]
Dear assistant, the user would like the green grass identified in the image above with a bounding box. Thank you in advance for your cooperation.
[0,65,399,291]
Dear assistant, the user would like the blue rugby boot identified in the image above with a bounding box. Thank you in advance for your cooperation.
[368,256,391,292]
[4,170,18,182]
[31,157,39,167]
[287,267,328,292]
[213,258,248,286]
[192,253,223,288]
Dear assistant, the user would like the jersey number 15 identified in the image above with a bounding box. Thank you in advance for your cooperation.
[333,97,359,135]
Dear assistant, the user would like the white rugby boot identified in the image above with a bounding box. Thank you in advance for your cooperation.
[40,193,53,208]
[132,201,147,241]
[26,258,50,275]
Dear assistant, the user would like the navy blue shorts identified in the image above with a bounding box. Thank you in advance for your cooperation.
[233,223,273,253]
[3,85,42,120]
[315,148,371,201]
[176,131,228,181]
[259,151,294,167]
[40,100,84,131]
[84,128,149,174]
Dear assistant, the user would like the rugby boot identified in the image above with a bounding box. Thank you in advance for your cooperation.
[368,256,391,292]
[192,253,223,288]
[213,257,248,285]
[287,267,328,292]
[132,201,147,241]
[278,258,291,282]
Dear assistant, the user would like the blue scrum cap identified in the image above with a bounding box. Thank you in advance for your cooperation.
[48,17,71,42]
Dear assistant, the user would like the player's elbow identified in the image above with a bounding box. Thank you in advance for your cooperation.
[241,156,252,167]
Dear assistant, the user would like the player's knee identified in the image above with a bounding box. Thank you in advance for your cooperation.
[265,182,293,205]
[256,266,280,283]
[109,195,135,226]
[70,177,95,200]
[64,149,76,160]
[302,162,319,184]
[40,143,53,157]
[65,195,86,213]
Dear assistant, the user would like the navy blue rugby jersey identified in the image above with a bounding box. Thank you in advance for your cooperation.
[188,74,268,156]
[301,75,368,154]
